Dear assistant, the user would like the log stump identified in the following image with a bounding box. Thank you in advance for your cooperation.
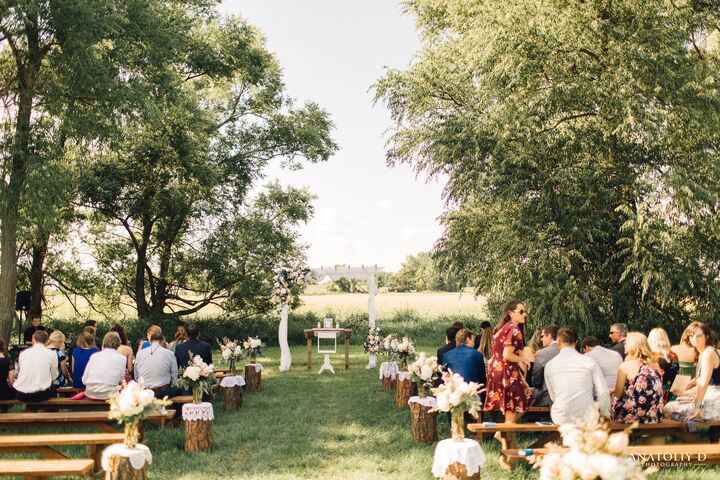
[184,419,212,452]
[396,377,413,407]
[245,364,262,390]
[381,375,395,390]
[223,385,243,411]
[410,401,438,444]
[104,455,148,480]
[441,462,480,480]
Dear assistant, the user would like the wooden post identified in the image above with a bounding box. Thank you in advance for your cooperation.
[396,377,413,408]
[105,455,148,480]
[409,402,437,444]
[440,463,480,480]
[223,385,243,411]
[306,333,313,370]
[184,419,212,452]
[344,331,350,369]
[245,364,262,390]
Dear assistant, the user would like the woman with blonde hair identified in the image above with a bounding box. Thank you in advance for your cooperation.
[612,332,664,424]
[648,328,679,400]
[48,331,72,387]
[671,321,701,377]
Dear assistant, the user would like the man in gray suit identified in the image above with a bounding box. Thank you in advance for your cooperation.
[609,323,628,359]
[530,325,560,406]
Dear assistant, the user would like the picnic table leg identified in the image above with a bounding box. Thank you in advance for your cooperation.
[307,335,313,370]
[344,334,350,370]
[498,432,518,471]
[86,444,102,473]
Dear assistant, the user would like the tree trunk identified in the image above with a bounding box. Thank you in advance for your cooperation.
[29,240,48,317]
[409,402,438,444]
[184,419,212,452]
[381,375,395,390]
[396,377,413,408]
[104,454,148,480]
[245,364,261,390]
[223,385,243,411]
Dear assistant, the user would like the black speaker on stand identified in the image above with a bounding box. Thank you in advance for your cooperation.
[15,290,31,346]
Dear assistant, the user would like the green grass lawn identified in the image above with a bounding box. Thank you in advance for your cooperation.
[142,346,720,479]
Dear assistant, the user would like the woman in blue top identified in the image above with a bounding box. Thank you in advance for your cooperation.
[72,333,99,389]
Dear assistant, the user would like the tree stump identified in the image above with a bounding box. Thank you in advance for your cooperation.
[381,375,395,390]
[223,385,243,411]
[245,364,262,390]
[441,462,479,480]
[410,401,438,444]
[104,455,148,480]
[396,377,413,407]
[184,418,212,452]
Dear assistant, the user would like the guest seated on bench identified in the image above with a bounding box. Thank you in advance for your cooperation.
[135,333,179,398]
[444,328,487,405]
[0,339,15,400]
[48,331,72,388]
[14,330,58,402]
[82,332,127,400]
[110,324,134,381]
[544,327,610,425]
[612,332,663,424]
[71,333,99,389]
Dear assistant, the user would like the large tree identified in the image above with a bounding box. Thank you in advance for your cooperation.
[377,1,720,336]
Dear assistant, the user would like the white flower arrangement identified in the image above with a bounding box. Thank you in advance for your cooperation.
[243,336,264,362]
[393,336,416,367]
[431,371,484,417]
[408,352,440,393]
[174,354,216,402]
[108,380,170,424]
[364,326,382,354]
[532,408,656,480]
[217,337,243,374]
[382,333,397,355]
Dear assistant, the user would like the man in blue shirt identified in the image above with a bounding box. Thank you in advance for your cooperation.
[443,328,487,405]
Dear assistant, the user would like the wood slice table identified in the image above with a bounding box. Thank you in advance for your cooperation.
[220,376,245,411]
[245,364,263,390]
[101,444,151,480]
[380,361,399,390]
[432,438,485,479]
[304,328,352,370]
[409,396,438,444]
[182,403,213,452]
[395,372,414,407]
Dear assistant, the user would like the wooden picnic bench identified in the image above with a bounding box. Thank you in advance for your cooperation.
[0,395,195,411]
[503,443,720,467]
[0,459,94,478]
[0,409,176,432]
[0,432,124,473]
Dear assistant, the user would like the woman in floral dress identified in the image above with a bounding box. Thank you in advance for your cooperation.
[612,332,664,424]
[484,300,535,422]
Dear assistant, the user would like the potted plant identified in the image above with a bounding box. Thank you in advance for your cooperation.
[364,326,382,369]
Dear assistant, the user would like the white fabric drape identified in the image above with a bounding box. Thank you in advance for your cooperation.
[279,303,291,372]
[367,275,378,329]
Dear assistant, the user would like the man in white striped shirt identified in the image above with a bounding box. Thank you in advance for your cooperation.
[544,327,611,425]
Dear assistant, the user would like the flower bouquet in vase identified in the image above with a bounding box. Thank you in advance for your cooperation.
[532,407,656,480]
[243,336,264,364]
[393,336,416,370]
[108,381,171,448]
[408,352,440,397]
[364,326,382,369]
[431,371,484,441]
[175,354,215,404]
[217,338,243,376]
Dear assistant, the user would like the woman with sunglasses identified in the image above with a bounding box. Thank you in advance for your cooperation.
[484,300,535,423]
[671,322,701,377]
[666,322,720,421]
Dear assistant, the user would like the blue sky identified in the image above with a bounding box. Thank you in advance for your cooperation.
[220,1,446,271]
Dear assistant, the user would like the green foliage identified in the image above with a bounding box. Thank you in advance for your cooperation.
[389,251,465,292]
[376,0,720,335]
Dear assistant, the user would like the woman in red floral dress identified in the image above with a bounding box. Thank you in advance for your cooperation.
[484,300,535,422]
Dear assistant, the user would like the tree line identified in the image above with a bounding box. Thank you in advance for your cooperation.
[0,1,336,342]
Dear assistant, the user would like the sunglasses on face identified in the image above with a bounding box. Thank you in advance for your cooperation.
[693,332,705,338]
[516,309,525,315]
[610,331,620,335]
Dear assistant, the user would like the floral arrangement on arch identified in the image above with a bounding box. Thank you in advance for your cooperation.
[408,352,440,397]
[108,380,170,447]
[272,267,311,310]
[431,371,484,440]
[217,338,243,375]
[363,326,382,354]
[243,336,264,363]
[532,408,656,480]
[174,354,215,404]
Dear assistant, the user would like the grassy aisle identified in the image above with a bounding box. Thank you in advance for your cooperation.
[146,346,720,479]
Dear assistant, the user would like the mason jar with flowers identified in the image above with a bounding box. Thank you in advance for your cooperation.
[243,336,264,364]
[217,337,243,376]
[431,371,484,440]
[175,354,215,404]
[108,380,171,448]
[408,352,440,397]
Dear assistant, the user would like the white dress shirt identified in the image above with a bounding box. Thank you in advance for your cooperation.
[14,344,58,394]
[584,345,623,389]
[134,343,178,389]
[544,347,611,425]
[82,348,127,399]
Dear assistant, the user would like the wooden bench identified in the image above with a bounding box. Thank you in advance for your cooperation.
[0,409,176,432]
[0,459,94,478]
[503,443,720,467]
[0,432,124,473]
[0,395,196,411]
